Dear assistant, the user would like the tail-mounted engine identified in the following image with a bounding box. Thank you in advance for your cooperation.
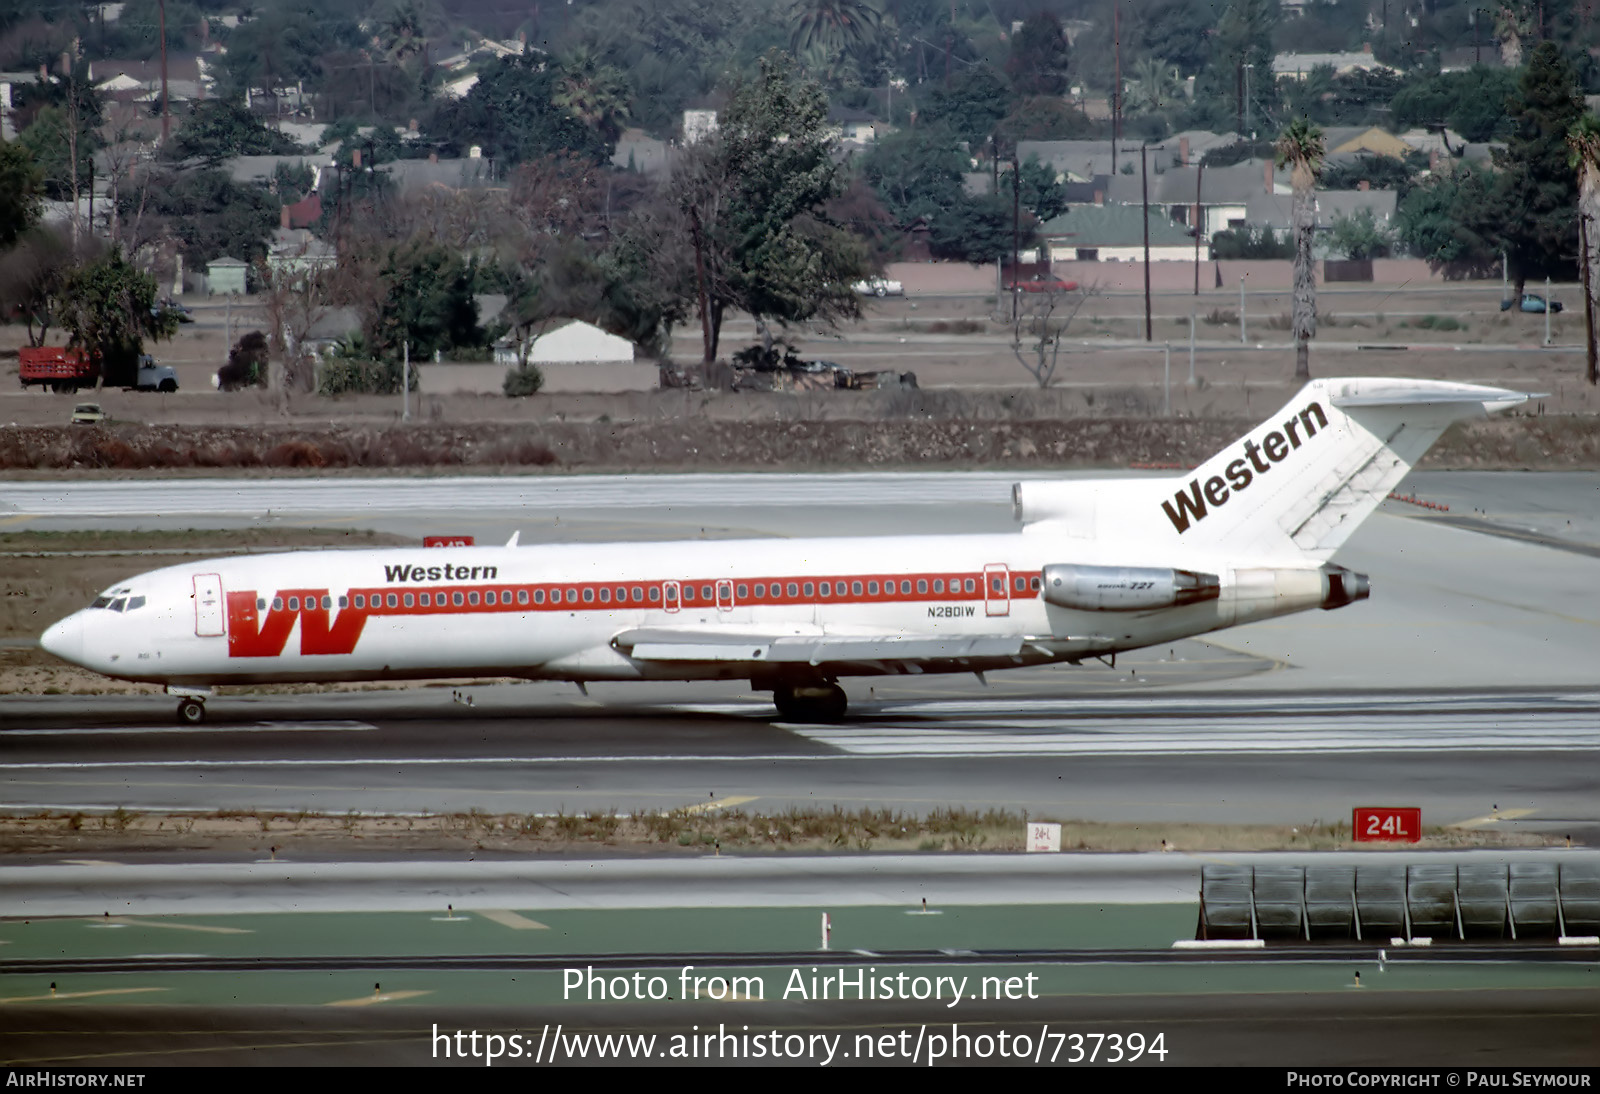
[1041,564,1221,612]
[1320,564,1370,610]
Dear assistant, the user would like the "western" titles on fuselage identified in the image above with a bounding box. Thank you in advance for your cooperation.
[385,564,499,582]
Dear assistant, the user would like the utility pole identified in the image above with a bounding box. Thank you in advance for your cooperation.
[1582,214,1596,385]
[1193,161,1205,296]
[1011,151,1021,322]
[403,340,410,421]
[158,0,170,144]
[1141,143,1153,342]
[1244,64,1254,140]
[1236,61,1244,136]
[1112,2,1121,175]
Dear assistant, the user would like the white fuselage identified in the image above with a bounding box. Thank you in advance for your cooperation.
[39,529,1326,689]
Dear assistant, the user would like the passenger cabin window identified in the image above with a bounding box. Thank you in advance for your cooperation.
[802,582,814,597]
[339,596,348,608]
[519,590,529,605]
[256,598,266,611]
[419,593,430,607]
[565,589,577,604]
[288,597,299,611]
[599,588,610,603]
[754,583,765,597]
[453,592,464,606]
[964,578,976,593]
[867,581,879,595]
[387,594,398,608]
[917,580,927,594]
[403,593,414,607]
[852,581,863,595]
[933,580,944,594]
[820,582,831,597]
[649,587,660,602]
[737,584,748,598]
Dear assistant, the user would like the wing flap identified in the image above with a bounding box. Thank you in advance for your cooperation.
[616,628,1025,665]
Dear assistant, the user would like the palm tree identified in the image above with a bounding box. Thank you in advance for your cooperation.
[788,0,884,71]
[1275,118,1325,382]
[1568,113,1600,385]
[554,49,632,146]
[1125,56,1182,117]
[1494,3,1532,69]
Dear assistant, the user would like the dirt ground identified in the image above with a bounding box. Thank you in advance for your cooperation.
[0,807,1555,857]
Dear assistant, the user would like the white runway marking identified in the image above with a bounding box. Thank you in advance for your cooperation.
[2,473,1047,517]
[1,721,376,736]
[786,716,1600,757]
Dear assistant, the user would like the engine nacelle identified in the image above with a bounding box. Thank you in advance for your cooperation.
[1041,564,1221,612]
[1321,564,1370,610]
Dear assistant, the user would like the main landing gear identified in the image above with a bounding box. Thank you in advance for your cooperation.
[772,682,848,723]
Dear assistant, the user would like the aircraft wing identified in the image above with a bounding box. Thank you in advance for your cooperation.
[611,628,1026,666]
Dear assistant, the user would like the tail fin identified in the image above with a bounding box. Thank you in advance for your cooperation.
[1017,378,1531,562]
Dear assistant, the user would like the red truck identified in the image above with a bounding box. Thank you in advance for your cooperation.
[19,346,179,393]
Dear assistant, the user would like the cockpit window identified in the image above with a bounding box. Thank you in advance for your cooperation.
[109,598,126,612]
[126,596,146,611]
[90,597,112,609]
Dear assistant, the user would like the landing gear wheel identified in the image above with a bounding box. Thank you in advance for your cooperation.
[176,698,206,725]
[772,683,848,723]
[773,686,800,721]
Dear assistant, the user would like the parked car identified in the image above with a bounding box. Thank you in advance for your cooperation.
[70,402,105,425]
[153,299,194,323]
[1501,293,1562,314]
[852,277,904,297]
[1008,275,1080,293]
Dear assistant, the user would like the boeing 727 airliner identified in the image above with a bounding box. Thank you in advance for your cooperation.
[40,378,1530,724]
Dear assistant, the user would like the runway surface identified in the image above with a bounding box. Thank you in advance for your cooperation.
[3,470,1599,836]
[3,682,1597,836]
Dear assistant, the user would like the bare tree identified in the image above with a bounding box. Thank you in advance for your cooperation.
[1011,282,1098,388]
[0,225,103,345]
[98,101,159,251]
[254,242,336,401]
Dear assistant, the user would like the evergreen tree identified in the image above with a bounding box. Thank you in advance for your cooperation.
[1495,41,1584,294]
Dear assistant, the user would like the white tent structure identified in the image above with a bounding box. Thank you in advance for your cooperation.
[527,320,653,393]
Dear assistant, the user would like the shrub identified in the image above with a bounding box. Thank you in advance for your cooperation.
[503,362,544,397]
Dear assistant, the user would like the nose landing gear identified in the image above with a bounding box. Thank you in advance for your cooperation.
[166,687,212,725]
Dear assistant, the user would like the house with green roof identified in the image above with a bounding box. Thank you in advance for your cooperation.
[1037,205,1198,264]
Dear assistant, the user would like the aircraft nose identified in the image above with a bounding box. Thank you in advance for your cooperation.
[40,613,85,666]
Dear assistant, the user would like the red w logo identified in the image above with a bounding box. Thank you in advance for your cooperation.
[227,590,367,658]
